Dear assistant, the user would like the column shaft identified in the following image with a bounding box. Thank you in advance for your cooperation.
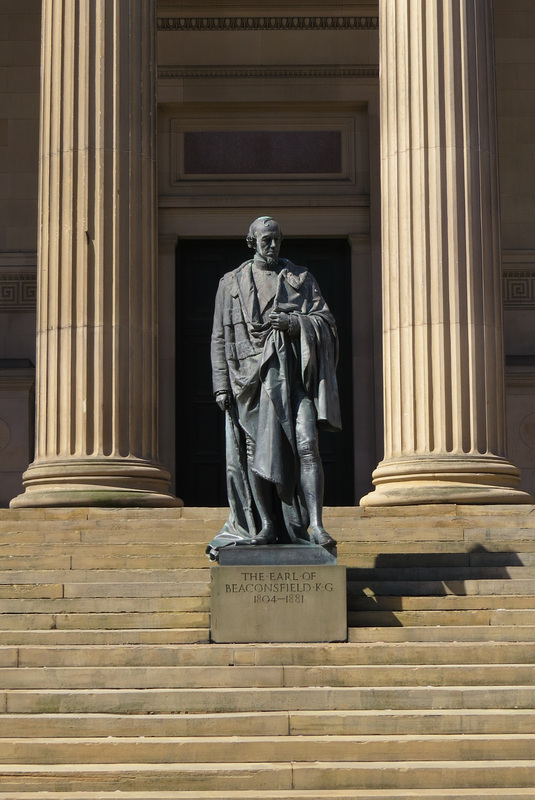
[362,0,531,505]
[12,0,179,507]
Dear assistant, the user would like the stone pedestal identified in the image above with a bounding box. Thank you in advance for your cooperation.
[362,0,532,506]
[218,543,337,567]
[11,0,178,508]
[211,564,347,643]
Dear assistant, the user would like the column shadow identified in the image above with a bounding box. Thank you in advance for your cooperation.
[346,545,525,626]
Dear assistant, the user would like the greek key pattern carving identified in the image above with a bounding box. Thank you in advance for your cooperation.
[0,274,37,312]
[157,16,379,31]
[503,271,535,308]
[159,65,379,79]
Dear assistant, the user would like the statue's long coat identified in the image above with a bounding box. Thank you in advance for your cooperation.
[208,258,341,556]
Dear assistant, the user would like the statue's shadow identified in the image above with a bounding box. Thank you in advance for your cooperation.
[346,544,524,627]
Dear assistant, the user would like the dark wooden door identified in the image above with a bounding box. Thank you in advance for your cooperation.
[176,238,354,506]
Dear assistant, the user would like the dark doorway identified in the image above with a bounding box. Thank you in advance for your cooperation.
[176,238,354,507]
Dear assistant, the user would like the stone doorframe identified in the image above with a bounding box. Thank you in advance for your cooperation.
[157,208,381,503]
[156,70,382,502]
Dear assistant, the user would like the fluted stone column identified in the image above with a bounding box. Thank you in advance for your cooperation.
[11,0,179,507]
[361,0,532,506]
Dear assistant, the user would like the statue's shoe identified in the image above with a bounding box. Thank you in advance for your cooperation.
[310,528,337,548]
[252,529,277,546]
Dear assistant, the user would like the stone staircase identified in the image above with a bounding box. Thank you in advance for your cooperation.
[1,504,535,798]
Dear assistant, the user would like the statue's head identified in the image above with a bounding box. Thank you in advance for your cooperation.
[246,216,282,266]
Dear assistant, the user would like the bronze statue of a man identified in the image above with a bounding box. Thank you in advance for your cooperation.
[208,216,341,558]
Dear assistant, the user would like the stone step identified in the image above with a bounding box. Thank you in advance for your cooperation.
[6,639,535,667]
[341,547,535,561]
[6,609,522,632]
[354,503,535,521]
[0,517,535,538]
[350,550,535,565]
[8,542,535,563]
[0,569,209,584]
[0,529,215,544]
[0,517,215,529]
[0,555,212,570]
[349,595,535,610]
[348,609,535,626]
[3,594,535,616]
[348,625,535,642]
[6,526,535,548]
[0,517,219,530]
[0,712,290,738]
[1,760,535,792]
[0,597,210,613]
[62,582,210,598]
[2,624,535,647]
[4,663,535,690]
[0,584,65,599]
[6,686,535,714]
[0,507,533,799]
[4,579,535,600]
[4,663,535,691]
[349,579,535,596]
[3,708,535,738]
[7,554,535,573]
[2,734,535,765]
[0,543,211,558]
[335,526,535,540]
[0,629,210,645]
[3,565,532,588]
[0,520,464,534]
[346,566,535,580]
[9,549,535,573]
[0,505,445,523]
[337,526,535,540]
[2,791,535,800]
[0,509,191,521]
[0,611,209,630]
[0,502,533,523]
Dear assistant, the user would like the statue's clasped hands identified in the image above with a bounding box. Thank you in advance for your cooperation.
[269,310,290,330]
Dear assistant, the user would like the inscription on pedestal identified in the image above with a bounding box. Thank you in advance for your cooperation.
[211,564,347,643]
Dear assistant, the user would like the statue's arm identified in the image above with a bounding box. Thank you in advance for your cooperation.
[211,279,231,408]
[307,274,337,331]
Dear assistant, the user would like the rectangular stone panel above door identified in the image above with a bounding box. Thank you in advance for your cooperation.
[158,103,370,204]
[171,112,356,188]
[182,130,343,176]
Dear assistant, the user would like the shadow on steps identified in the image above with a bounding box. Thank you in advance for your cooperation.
[346,545,525,627]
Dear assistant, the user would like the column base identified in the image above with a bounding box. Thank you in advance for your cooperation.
[360,454,534,507]
[10,457,183,508]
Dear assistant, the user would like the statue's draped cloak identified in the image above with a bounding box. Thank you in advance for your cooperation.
[208,259,341,559]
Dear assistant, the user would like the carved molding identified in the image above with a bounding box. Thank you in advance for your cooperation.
[506,372,535,389]
[157,15,378,31]
[158,65,379,79]
[0,257,529,311]
[0,268,528,311]
[0,273,37,313]
[0,254,36,268]
[503,271,535,309]
[502,251,535,309]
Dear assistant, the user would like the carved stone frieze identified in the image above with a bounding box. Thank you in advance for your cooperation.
[157,15,378,31]
[503,271,535,308]
[0,273,37,313]
[158,65,379,79]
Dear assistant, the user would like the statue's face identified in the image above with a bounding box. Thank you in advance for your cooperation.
[254,222,282,266]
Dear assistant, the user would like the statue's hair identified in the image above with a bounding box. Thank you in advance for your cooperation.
[246,216,282,250]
